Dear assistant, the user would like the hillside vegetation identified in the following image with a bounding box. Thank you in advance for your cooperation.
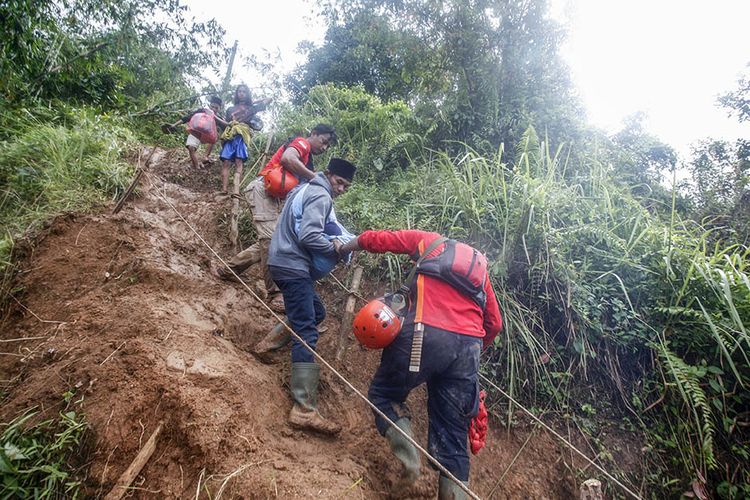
[1,0,749,498]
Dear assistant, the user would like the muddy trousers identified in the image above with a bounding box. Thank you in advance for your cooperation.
[271,274,325,363]
[368,324,481,481]
[219,177,281,297]
[222,238,277,295]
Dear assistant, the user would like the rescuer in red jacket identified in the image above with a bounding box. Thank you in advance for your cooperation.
[338,229,503,499]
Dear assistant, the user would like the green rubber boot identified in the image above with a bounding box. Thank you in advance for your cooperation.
[438,475,469,500]
[385,418,421,490]
[288,363,341,436]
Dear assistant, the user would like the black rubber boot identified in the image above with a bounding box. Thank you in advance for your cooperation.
[288,362,341,436]
[438,475,469,500]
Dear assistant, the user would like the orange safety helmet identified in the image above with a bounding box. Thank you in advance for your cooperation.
[352,299,402,349]
[264,166,299,198]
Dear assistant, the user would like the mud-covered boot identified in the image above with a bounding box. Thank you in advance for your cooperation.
[209,261,235,282]
[438,475,469,500]
[288,363,341,436]
[252,318,292,363]
[385,417,421,493]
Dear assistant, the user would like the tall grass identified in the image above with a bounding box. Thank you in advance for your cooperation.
[337,125,749,496]
[654,238,750,495]
[0,105,135,270]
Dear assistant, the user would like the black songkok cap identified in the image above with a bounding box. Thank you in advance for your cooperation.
[327,157,356,181]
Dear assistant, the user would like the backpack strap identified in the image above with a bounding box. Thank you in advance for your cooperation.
[400,236,448,294]
[401,236,447,373]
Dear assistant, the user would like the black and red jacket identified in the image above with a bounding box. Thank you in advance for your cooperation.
[358,229,503,348]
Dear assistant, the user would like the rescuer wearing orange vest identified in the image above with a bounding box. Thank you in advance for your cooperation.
[210,124,336,313]
[339,230,503,499]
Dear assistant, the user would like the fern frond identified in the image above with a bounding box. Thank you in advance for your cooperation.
[658,343,717,471]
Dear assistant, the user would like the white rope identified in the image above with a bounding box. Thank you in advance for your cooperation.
[478,373,642,500]
[139,169,640,500]
[326,272,368,302]
[140,172,481,500]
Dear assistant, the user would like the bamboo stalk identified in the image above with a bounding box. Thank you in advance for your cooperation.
[229,175,241,252]
[112,147,158,215]
[336,266,363,360]
[104,421,164,500]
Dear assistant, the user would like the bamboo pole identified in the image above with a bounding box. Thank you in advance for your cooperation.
[112,147,158,215]
[336,266,363,360]
[221,40,238,98]
[104,421,164,500]
[229,174,241,253]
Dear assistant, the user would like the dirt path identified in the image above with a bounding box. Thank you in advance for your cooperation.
[0,148,578,498]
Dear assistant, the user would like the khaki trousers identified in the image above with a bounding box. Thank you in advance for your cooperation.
[221,177,282,295]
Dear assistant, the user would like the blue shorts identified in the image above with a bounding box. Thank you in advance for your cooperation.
[220,135,248,161]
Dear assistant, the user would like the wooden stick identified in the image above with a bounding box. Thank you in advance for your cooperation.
[112,147,158,215]
[0,336,48,343]
[336,265,363,361]
[99,341,126,365]
[104,421,164,500]
[229,174,241,253]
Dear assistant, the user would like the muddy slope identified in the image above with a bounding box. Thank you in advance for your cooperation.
[1,148,582,498]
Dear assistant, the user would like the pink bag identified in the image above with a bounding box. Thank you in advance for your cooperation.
[187,111,218,144]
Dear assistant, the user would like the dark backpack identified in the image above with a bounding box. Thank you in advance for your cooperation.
[405,237,488,308]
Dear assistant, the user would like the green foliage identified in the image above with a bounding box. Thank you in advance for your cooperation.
[681,66,750,245]
[296,0,583,155]
[682,138,750,243]
[656,343,717,472]
[718,64,750,123]
[335,119,750,496]
[0,104,135,268]
[275,84,427,180]
[649,242,750,493]
[0,409,88,498]
[0,0,226,109]
[611,112,678,187]
[291,13,429,102]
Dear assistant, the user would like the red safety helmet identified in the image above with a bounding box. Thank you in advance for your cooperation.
[353,299,402,349]
[264,167,299,198]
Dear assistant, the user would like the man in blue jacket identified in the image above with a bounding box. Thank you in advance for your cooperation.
[267,158,356,435]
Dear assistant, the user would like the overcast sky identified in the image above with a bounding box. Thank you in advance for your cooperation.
[184,0,750,158]
[554,0,750,157]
